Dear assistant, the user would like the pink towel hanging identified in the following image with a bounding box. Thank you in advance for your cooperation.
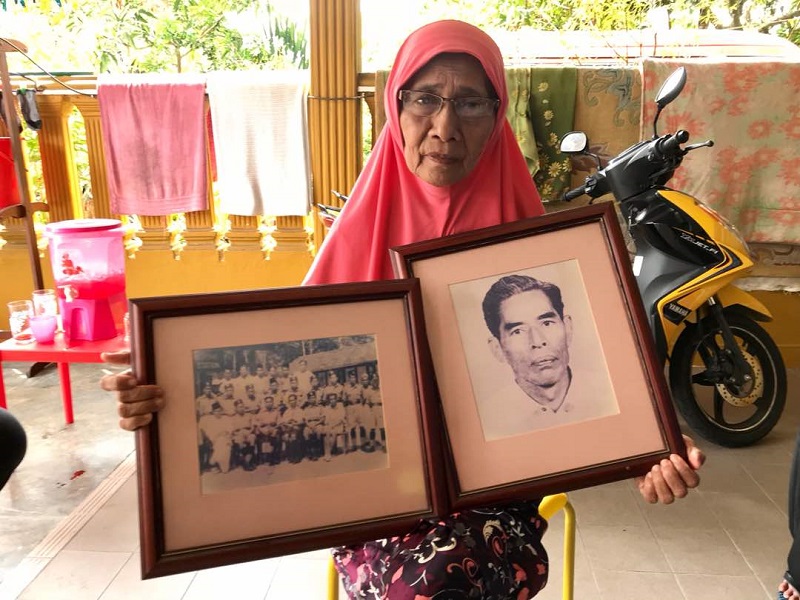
[98,74,209,216]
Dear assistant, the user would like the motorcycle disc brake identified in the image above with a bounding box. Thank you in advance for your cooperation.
[715,349,764,407]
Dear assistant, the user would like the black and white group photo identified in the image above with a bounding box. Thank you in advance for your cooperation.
[191,334,388,494]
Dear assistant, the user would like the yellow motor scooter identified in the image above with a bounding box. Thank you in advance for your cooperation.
[560,67,786,447]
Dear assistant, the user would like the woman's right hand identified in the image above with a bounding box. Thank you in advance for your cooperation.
[100,350,165,431]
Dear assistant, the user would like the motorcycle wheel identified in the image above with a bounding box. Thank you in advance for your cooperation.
[669,311,786,448]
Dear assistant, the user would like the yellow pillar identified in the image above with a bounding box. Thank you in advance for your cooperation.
[71,96,112,219]
[308,0,362,245]
[36,95,82,222]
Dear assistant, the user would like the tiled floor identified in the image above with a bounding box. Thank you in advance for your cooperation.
[1,361,799,599]
[0,361,133,581]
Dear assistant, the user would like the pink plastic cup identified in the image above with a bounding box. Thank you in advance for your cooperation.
[30,314,58,344]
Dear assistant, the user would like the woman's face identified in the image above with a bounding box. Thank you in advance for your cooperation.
[399,54,496,187]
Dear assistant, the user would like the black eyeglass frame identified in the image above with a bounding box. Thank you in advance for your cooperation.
[398,89,500,119]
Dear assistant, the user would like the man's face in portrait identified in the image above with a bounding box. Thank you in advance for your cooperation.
[490,289,573,392]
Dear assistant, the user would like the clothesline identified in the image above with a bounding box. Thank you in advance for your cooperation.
[5,79,371,107]
[0,37,314,100]
[0,36,93,97]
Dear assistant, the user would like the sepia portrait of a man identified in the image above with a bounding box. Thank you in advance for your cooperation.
[449,260,620,440]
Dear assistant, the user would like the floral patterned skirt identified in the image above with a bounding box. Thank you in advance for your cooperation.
[333,500,548,600]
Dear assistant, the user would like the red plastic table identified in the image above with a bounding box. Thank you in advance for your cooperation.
[0,333,129,425]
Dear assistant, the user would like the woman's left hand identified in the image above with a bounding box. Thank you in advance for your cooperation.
[636,434,705,504]
[780,578,800,600]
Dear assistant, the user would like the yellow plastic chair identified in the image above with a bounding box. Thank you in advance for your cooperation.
[327,493,575,600]
[538,492,576,600]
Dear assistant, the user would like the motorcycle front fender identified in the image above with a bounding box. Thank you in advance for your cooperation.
[715,284,774,322]
[662,284,773,356]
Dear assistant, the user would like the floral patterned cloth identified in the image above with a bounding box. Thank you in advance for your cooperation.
[333,501,549,599]
[505,68,540,177]
[504,67,578,203]
[529,68,578,204]
[641,58,800,246]
[570,67,642,187]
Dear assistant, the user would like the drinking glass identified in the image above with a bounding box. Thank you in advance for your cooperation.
[32,289,58,317]
[7,300,34,344]
[30,314,58,344]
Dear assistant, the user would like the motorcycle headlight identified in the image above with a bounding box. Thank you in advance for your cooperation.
[730,224,756,261]
[697,202,756,261]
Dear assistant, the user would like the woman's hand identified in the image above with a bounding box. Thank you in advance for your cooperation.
[99,350,165,431]
[780,578,800,600]
[636,434,705,504]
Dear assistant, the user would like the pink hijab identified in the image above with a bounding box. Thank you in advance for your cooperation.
[303,20,543,285]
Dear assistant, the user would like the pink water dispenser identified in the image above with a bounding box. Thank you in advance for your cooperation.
[45,219,127,342]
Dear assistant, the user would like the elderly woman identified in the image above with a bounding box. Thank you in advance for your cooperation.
[102,20,704,600]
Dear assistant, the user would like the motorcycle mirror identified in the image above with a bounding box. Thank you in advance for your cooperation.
[559,131,588,154]
[652,67,687,137]
[655,67,687,108]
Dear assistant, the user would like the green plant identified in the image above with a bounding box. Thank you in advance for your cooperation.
[62,0,309,73]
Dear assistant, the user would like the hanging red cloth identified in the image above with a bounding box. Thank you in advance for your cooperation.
[0,137,21,209]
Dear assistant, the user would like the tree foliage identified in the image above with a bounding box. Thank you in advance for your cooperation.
[60,0,308,73]
[420,0,800,46]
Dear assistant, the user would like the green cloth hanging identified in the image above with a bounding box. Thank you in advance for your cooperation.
[504,68,539,177]
[529,66,579,203]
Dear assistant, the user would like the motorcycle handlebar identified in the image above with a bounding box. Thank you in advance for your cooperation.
[562,186,586,202]
[559,128,697,204]
[654,130,690,158]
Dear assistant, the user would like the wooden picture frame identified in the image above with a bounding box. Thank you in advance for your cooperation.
[390,202,685,511]
[131,279,446,578]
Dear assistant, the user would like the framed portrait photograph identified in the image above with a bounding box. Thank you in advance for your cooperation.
[130,279,446,578]
[390,202,686,510]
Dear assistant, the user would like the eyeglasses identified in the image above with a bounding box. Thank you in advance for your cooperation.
[398,90,499,119]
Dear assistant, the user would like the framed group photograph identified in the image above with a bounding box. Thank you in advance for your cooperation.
[130,279,445,578]
[390,202,685,510]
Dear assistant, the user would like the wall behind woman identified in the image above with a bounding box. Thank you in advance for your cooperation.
[0,245,314,339]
